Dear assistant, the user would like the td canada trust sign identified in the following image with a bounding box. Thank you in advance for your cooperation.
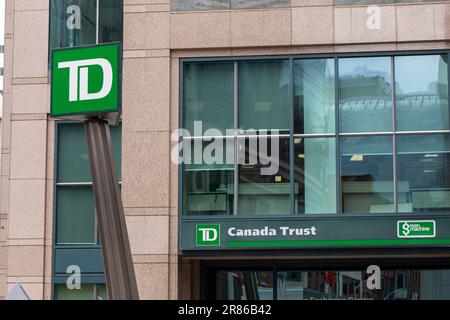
[183,217,450,251]
[195,223,318,247]
[51,43,121,119]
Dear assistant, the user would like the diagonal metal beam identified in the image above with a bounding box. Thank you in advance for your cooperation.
[85,118,139,300]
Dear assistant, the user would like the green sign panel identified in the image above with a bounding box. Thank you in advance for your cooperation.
[51,43,121,118]
[397,220,436,238]
[196,224,220,246]
[181,217,450,251]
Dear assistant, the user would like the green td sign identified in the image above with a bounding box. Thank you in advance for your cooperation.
[51,43,121,118]
[196,224,220,246]
[397,220,436,238]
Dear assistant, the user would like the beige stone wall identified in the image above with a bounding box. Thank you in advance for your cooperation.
[0,0,52,300]
[0,0,449,300]
[169,0,450,52]
[122,0,176,300]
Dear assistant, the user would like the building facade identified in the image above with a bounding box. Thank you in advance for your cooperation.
[1,0,450,300]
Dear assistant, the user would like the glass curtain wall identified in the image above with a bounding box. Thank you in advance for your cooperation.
[183,60,294,216]
[182,53,450,216]
[216,268,450,300]
[339,55,450,213]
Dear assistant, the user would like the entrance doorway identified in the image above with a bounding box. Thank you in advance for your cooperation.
[199,253,450,300]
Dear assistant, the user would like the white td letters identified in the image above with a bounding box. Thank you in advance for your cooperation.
[58,58,113,102]
[198,228,218,242]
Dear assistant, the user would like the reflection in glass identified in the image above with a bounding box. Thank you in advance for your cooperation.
[339,57,392,133]
[277,271,333,300]
[96,284,108,300]
[183,139,234,215]
[395,55,449,131]
[294,59,335,134]
[277,270,420,300]
[55,284,95,300]
[397,134,450,213]
[238,137,290,215]
[58,123,122,183]
[99,0,123,43]
[50,0,97,49]
[216,271,273,300]
[295,138,336,214]
[56,186,96,244]
[50,0,123,50]
[217,269,450,300]
[184,62,234,133]
[341,136,394,213]
[55,284,107,300]
[239,60,290,132]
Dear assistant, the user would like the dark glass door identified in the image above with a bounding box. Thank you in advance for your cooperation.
[203,262,450,300]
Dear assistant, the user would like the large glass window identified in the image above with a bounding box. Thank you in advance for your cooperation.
[54,122,120,300]
[295,138,336,214]
[182,60,292,216]
[56,186,95,244]
[182,61,235,216]
[50,0,97,49]
[239,60,290,133]
[294,59,335,134]
[98,1,123,44]
[397,134,450,213]
[50,0,123,50]
[183,138,235,215]
[181,53,450,216]
[56,123,121,244]
[395,55,449,131]
[238,137,290,215]
[184,62,234,133]
[341,136,394,213]
[215,268,450,300]
[339,57,392,133]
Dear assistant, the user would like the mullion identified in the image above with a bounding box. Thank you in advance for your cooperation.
[289,57,295,215]
[391,56,398,213]
[335,57,341,215]
[233,61,239,216]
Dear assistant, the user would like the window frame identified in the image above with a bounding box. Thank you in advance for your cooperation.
[48,0,124,65]
[180,50,450,218]
[51,121,121,299]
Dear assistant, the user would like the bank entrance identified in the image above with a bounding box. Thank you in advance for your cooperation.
[192,249,450,300]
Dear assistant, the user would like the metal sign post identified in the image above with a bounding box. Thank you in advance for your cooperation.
[51,43,139,300]
[85,119,139,300]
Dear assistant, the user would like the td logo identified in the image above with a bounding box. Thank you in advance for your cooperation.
[58,58,113,102]
[51,43,120,118]
[196,224,220,246]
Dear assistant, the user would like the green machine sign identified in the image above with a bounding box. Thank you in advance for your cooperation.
[181,216,450,251]
[51,43,121,119]
[397,220,436,238]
